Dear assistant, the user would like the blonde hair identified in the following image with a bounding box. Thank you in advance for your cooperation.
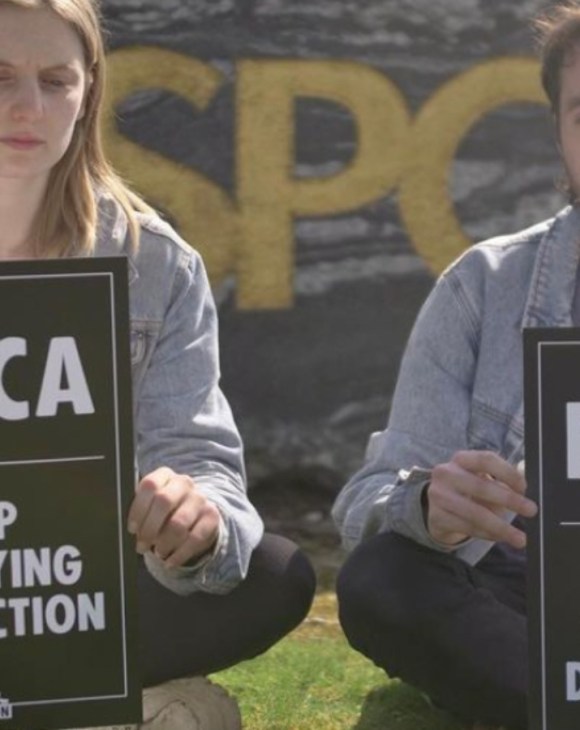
[0,0,154,256]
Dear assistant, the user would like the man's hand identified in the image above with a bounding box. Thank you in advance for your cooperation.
[426,450,537,548]
[128,466,221,568]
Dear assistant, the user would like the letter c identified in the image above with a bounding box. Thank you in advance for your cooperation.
[0,338,29,421]
[399,57,546,274]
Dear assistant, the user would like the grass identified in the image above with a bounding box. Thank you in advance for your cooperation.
[210,593,463,730]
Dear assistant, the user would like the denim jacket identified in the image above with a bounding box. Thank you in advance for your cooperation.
[94,197,263,595]
[333,205,580,565]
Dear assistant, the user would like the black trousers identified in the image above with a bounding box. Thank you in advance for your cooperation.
[336,532,527,729]
[138,533,316,686]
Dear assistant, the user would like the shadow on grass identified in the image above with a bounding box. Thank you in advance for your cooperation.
[352,682,463,730]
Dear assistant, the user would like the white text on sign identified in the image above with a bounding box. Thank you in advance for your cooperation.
[567,403,580,480]
[0,502,105,639]
[0,337,95,421]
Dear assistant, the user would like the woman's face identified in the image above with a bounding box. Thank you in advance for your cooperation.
[0,4,88,189]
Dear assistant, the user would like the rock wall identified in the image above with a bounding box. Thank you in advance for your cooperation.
[100,0,564,490]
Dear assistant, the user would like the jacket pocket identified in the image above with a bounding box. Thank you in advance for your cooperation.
[468,399,510,452]
[130,328,146,365]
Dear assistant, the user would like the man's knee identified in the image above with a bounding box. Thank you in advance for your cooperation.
[338,531,467,637]
[337,532,427,638]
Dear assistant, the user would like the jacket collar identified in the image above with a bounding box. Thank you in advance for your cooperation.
[523,205,580,328]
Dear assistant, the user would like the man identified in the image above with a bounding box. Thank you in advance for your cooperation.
[332,3,580,729]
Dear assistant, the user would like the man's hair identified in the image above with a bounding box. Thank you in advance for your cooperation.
[535,1,580,115]
[0,0,154,256]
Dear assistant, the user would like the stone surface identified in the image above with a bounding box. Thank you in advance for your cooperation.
[101,0,565,492]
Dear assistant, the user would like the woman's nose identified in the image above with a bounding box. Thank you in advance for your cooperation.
[10,79,44,122]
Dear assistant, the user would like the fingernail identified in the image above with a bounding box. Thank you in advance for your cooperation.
[524,500,538,517]
[128,521,137,534]
[136,541,147,554]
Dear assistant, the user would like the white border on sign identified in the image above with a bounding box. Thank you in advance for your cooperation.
[538,341,547,730]
[537,341,580,730]
[0,271,130,707]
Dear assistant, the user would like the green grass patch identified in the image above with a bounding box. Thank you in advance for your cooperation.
[211,629,463,730]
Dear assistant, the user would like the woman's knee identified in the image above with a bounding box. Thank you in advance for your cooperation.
[249,533,316,630]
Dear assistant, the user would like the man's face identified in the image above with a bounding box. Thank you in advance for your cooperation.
[558,46,580,198]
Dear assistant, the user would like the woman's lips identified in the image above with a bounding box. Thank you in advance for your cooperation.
[0,137,44,150]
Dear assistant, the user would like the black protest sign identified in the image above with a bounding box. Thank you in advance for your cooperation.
[524,327,580,730]
[0,258,141,729]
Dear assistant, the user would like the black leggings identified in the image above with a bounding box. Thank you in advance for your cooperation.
[138,533,316,686]
[337,532,527,729]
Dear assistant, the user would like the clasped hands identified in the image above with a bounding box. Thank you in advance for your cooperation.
[426,450,538,548]
[127,466,221,569]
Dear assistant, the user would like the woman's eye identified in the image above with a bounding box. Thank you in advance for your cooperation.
[41,78,66,88]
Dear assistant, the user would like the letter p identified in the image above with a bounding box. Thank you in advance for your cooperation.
[237,60,411,309]
[0,502,17,540]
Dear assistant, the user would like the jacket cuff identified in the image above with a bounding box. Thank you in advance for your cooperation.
[385,467,465,553]
[143,510,230,596]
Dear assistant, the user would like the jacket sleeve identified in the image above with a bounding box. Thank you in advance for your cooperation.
[136,247,263,595]
[332,268,480,552]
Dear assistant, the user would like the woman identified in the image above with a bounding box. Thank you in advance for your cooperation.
[0,0,316,727]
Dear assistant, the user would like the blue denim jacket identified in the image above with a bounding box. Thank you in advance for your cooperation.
[94,197,263,595]
[333,205,580,565]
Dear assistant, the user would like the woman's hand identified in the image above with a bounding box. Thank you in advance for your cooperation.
[426,450,537,548]
[128,466,221,568]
